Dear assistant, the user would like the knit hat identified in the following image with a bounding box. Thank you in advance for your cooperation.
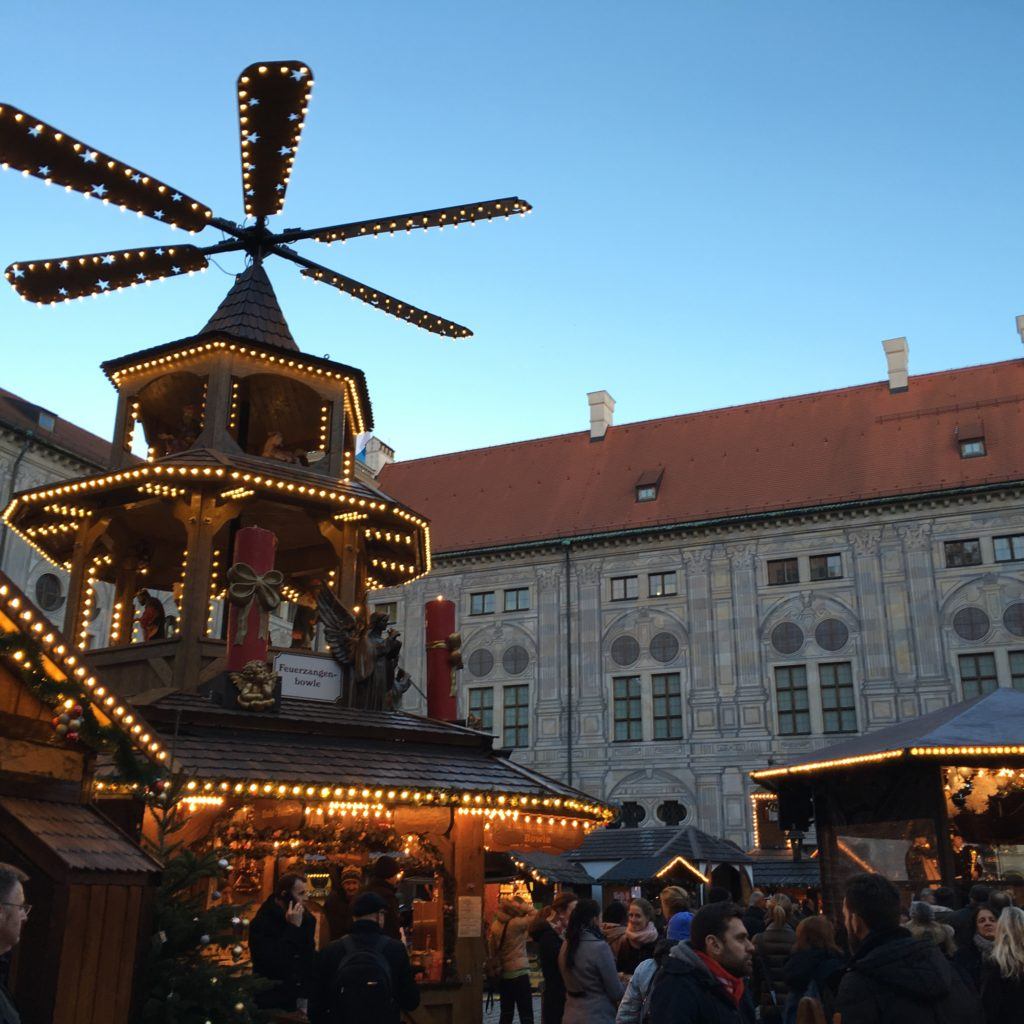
[372,855,401,880]
[351,892,388,917]
[340,864,362,882]
[667,911,692,941]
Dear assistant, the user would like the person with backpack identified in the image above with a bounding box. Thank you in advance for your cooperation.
[308,891,420,1024]
[488,896,539,1024]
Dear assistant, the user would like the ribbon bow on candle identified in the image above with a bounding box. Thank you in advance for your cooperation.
[227,562,284,643]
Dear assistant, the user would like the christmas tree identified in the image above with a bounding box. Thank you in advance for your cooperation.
[137,775,269,1024]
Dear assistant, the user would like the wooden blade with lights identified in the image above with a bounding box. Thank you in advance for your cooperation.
[283,251,471,338]
[285,196,532,245]
[5,245,208,304]
[0,104,213,232]
[238,61,313,219]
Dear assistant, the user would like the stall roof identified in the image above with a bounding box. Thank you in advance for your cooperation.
[508,850,595,886]
[568,825,751,866]
[751,688,1024,782]
[0,797,160,878]
[746,852,822,888]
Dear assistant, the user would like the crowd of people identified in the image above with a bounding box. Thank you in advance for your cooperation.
[485,877,1024,1024]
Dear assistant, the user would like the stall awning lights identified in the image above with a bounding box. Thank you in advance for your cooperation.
[655,855,710,884]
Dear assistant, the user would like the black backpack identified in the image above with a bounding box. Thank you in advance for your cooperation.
[331,934,395,1019]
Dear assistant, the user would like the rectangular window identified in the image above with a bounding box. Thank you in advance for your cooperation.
[613,676,643,741]
[945,540,982,568]
[636,484,657,502]
[468,687,494,732]
[503,587,530,612]
[994,535,1024,563]
[502,685,529,748]
[652,673,683,740]
[1011,651,1024,692]
[373,601,397,622]
[809,554,843,581]
[470,591,495,616]
[958,653,998,700]
[774,666,811,735]
[819,662,857,734]
[610,576,639,601]
[959,439,986,459]
[648,572,678,598]
[767,558,799,586]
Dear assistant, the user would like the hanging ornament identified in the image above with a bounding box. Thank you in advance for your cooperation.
[199,933,211,946]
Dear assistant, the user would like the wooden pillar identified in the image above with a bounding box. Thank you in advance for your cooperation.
[171,492,238,690]
[452,812,485,1021]
[63,517,110,643]
[326,398,345,477]
[317,520,364,611]
[109,557,140,647]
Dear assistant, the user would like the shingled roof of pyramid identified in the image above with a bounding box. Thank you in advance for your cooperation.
[200,262,297,350]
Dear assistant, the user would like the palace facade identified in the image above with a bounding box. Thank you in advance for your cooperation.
[372,344,1024,849]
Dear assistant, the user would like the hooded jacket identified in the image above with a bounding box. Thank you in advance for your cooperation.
[489,900,537,975]
[834,927,979,1024]
[647,941,756,1024]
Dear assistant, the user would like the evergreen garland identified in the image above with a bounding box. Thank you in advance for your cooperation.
[0,630,163,788]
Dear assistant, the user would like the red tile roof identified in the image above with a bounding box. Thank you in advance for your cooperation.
[0,386,110,468]
[379,359,1024,554]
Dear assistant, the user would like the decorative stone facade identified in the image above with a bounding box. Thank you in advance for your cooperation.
[373,483,1024,849]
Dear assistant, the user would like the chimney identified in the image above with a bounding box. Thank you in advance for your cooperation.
[882,337,909,392]
[587,390,615,441]
[362,435,395,477]
[1016,315,1024,347]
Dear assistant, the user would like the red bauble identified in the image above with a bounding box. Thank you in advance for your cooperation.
[66,731,79,742]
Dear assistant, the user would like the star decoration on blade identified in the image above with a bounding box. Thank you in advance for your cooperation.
[0,59,532,336]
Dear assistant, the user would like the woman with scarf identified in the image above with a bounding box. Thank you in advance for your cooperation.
[953,903,997,992]
[531,893,578,1024]
[559,899,625,1024]
[616,898,659,976]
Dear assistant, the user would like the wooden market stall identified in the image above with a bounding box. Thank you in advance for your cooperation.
[0,572,162,1024]
[750,688,1024,913]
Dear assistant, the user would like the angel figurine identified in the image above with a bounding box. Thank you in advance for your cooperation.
[316,587,414,710]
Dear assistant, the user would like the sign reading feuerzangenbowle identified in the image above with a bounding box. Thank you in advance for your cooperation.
[274,652,342,701]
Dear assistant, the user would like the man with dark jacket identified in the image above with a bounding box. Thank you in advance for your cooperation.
[648,902,757,1024]
[366,855,403,940]
[834,873,979,1024]
[742,892,766,939]
[249,872,317,1012]
[0,863,28,1024]
[309,891,420,1024]
[949,883,989,949]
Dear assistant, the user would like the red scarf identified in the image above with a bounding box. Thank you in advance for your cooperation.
[694,950,745,1008]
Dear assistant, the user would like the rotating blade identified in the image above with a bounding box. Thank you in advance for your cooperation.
[304,197,532,245]
[5,245,208,304]
[0,103,213,232]
[298,264,472,339]
[237,61,313,219]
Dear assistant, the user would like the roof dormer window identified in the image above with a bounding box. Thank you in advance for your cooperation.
[37,411,55,432]
[635,468,663,503]
[957,422,986,459]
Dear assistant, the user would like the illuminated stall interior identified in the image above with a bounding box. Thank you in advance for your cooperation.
[750,688,1024,912]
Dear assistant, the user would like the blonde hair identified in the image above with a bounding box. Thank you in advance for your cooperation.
[660,886,690,914]
[993,906,1024,981]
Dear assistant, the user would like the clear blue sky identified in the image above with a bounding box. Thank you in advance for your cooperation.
[1,2,1023,460]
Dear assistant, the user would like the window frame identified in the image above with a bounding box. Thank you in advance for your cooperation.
[468,686,494,732]
[809,553,843,582]
[469,591,495,616]
[648,571,678,598]
[503,587,531,612]
[373,601,398,622]
[767,558,800,586]
[994,535,1024,564]
[773,664,811,736]
[959,439,986,459]
[958,652,998,700]
[612,675,643,742]
[652,672,683,740]
[502,684,529,748]
[610,576,639,602]
[944,539,983,568]
[1010,650,1024,692]
[636,484,658,502]
[819,661,857,734]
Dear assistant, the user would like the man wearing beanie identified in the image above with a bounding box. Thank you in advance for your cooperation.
[366,855,403,940]
[323,864,363,941]
[309,892,420,1024]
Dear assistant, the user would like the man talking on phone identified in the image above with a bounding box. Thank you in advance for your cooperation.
[250,873,317,1014]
